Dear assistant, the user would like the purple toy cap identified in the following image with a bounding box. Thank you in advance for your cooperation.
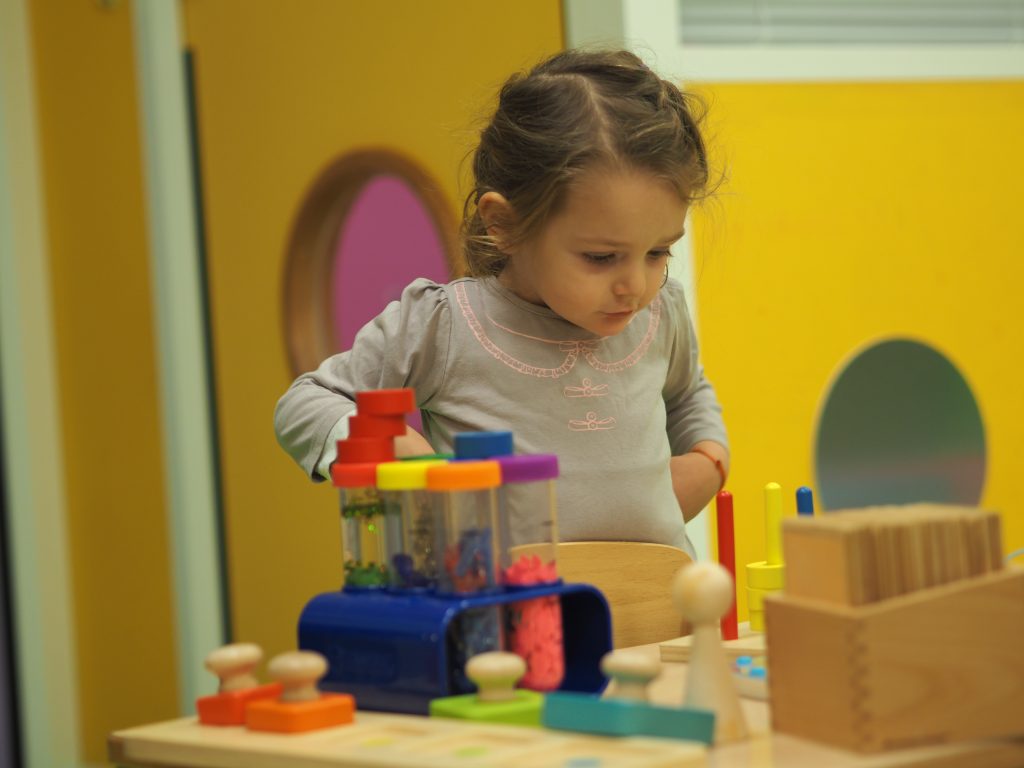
[496,454,559,483]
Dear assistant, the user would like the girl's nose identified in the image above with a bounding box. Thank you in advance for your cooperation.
[613,263,646,297]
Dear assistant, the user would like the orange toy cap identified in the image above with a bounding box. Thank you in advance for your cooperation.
[426,460,501,491]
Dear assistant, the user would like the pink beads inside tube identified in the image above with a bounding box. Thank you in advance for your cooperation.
[503,554,564,691]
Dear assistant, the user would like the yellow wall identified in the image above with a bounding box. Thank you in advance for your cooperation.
[32,0,1021,756]
[28,0,178,762]
[26,0,563,761]
[692,81,1024,620]
[182,1,564,661]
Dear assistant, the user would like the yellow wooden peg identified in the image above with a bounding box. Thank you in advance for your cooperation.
[745,482,787,631]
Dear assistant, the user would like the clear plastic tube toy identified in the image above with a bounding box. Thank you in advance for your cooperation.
[332,462,397,588]
[376,459,447,590]
[427,460,503,692]
[496,454,563,691]
[331,435,395,588]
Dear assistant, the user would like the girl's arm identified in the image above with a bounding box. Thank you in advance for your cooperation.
[660,280,730,521]
[670,440,730,523]
[274,279,451,479]
[395,426,435,458]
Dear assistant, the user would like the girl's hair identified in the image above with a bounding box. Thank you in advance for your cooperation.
[462,49,709,277]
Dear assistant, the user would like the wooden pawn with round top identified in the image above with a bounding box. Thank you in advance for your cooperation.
[672,561,749,743]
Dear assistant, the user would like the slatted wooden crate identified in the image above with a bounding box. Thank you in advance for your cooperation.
[766,505,1024,753]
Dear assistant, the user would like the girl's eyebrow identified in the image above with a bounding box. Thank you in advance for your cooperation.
[579,230,686,248]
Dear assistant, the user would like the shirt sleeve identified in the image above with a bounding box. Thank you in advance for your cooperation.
[313,414,352,482]
[661,279,729,456]
[273,279,453,480]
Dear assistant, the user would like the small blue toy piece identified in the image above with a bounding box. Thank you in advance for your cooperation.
[731,655,769,700]
[453,431,514,459]
[796,486,815,516]
[543,691,715,745]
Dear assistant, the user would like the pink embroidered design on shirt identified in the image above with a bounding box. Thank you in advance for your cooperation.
[564,378,609,398]
[583,298,662,373]
[568,411,616,431]
[455,282,661,378]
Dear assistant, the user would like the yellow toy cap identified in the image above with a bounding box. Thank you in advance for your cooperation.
[376,459,446,490]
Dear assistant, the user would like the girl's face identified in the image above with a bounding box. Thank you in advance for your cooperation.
[499,166,688,337]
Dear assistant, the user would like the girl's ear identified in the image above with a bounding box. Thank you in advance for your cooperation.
[478,191,518,254]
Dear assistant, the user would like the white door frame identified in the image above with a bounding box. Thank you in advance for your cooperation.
[131,0,226,712]
[0,0,81,765]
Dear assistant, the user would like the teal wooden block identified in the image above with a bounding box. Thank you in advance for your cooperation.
[542,692,715,745]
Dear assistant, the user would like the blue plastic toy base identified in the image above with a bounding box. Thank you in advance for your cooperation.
[299,581,611,715]
[543,691,715,745]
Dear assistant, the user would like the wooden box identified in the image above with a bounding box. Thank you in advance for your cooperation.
[782,505,1003,607]
[765,567,1024,753]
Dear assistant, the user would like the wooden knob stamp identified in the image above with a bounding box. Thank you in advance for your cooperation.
[466,652,526,703]
[600,650,661,703]
[205,643,262,693]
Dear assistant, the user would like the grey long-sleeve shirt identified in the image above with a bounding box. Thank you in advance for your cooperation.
[274,276,728,558]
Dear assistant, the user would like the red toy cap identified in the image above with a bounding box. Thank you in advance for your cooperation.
[348,413,407,438]
[335,437,395,465]
[355,388,416,416]
[331,462,377,488]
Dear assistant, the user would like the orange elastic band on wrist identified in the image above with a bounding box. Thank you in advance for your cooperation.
[690,446,727,492]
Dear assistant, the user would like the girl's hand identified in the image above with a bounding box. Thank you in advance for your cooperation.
[395,426,435,458]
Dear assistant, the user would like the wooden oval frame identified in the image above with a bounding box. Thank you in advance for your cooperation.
[282,148,463,376]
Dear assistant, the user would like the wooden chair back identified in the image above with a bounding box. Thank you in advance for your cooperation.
[512,541,693,648]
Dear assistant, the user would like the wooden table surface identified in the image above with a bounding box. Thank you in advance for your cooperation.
[630,643,1024,767]
[109,643,1024,768]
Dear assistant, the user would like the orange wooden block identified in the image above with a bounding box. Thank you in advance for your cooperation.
[196,683,283,726]
[245,693,355,733]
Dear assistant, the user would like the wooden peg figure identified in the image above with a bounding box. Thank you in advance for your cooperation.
[672,562,749,743]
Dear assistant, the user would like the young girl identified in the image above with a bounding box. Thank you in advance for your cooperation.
[275,49,728,560]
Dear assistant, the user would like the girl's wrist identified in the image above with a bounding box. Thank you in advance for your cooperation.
[670,451,725,522]
[688,444,728,492]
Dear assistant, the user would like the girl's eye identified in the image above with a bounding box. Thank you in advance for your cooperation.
[648,249,673,261]
[583,253,617,264]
